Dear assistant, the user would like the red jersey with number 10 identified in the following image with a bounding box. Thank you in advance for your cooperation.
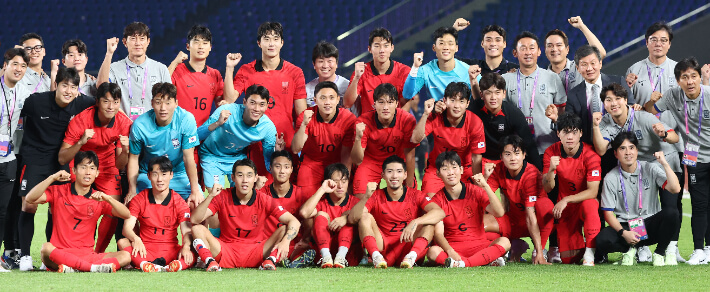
[358,108,418,166]
[543,142,601,201]
[296,106,356,166]
[208,188,287,244]
[172,63,225,126]
[128,189,191,244]
[46,184,112,250]
[366,187,433,237]
[432,183,489,242]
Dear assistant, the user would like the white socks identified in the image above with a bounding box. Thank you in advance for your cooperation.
[320,248,331,258]
[336,246,349,259]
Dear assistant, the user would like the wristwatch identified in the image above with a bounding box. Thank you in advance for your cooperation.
[617,229,625,237]
[660,131,668,139]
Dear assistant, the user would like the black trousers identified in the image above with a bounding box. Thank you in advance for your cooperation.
[687,161,710,249]
[0,160,17,248]
[596,208,680,257]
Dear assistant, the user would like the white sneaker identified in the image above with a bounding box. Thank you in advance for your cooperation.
[39,262,47,271]
[676,248,687,263]
[637,246,652,263]
[547,247,562,263]
[488,256,506,267]
[665,246,678,266]
[19,255,33,271]
[686,249,708,265]
[372,252,387,269]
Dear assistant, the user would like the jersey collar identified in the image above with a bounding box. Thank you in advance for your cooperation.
[384,187,407,202]
[185,62,208,74]
[93,106,116,128]
[375,110,397,129]
[315,106,340,124]
[505,161,527,180]
[369,60,394,76]
[148,189,172,206]
[71,183,94,198]
[231,188,257,206]
[442,111,466,128]
[255,59,284,72]
[560,143,584,159]
[269,183,293,199]
[326,192,350,207]
[443,183,466,201]
[481,106,505,117]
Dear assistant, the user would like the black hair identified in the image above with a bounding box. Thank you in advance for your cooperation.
[61,39,88,57]
[3,48,29,65]
[257,22,283,41]
[544,29,569,47]
[674,57,702,80]
[382,155,406,172]
[311,41,339,64]
[314,81,339,97]
[324,163,349,181]
[556,112,582,133]
[373,83,398,103]
[19,33,44,46]
[479,73,506,91]
[271,150,293,165]
[187,24,212,43]
[443,82,471,101]
[432,26,458,44]
[74,151,99,169]
[435,151,462,170]
[123,22,150,39]
[56,67,80,86]
[500,135,526,154]
[96,82,122,101]
[148,156,173,173]
[481,25,507,42]
[574,45,602,65]
[600,83,628,101]
[232,158,257,174]
[514,31,540,48]
[151,82,177,100]
[645,21,673,42]
[369,27,394,45]
[611,131,639,152]
[244,84,271,103]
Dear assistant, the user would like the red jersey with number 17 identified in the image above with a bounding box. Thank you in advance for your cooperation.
[358,108,418,166]
[543,142,601,201]
[128,189,191,244]
[263,183,309,234]
[366,187,434,237]
[46,184,112,250]
[432,182,489,242]
[208,188,287,244]
[296,106,356,166]
[425,110,486,169]
[172,63,225,126]
[487,161,546,224]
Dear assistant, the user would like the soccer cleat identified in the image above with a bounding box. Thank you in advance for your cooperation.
[620,247,636,266]
[531,249,548,262]
[489,257,506,267]
[372,253,387,269]
[94,263,117,273]
[195,257,206,269]
[2,252,20,270]
[19,255,33,271]
[333,255,348,268]
[167,260,182,272]
[400,252,416,269]
[547,247,562,263]
[57,264,76,273]
[507,239,529,262]
[259,258,277,270]
[676,249,686,263]
[288,249,316,268]
[205,259,221,272]
[443,257,465,268]
[141,262,158,273]
[652,253,665,266]
[686,249,708,265]
[637,246,652,263]
[319,254,333,268]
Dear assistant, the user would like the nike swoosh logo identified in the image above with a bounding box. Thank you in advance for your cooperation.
[367,90,373,92]
[228,215,236,218]
[444,214,451,218]
[381,211,389,214]
[146,145,155,148]
[141,216,150,219]
[64,202,73,206]
[435,135,444,139]
[187,85,194,87]
[41,116,49,119]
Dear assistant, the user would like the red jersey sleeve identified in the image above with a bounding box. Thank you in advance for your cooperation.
[341,112,356,148]
[174,192,191,223]
[262,193,288,219]
[232,65,251,94]
[291,68,306,101]
[584,146,602,182]
[542,145,555,174]
[128,192,145,218]
[486,167,502,192]
[44,185,57,204]
[415,190,435,210]
[364,192,378,213]
[471,184,490,213]
[522,171,542,208]
[214,70,225,98]
[63,113,85,145]
[208,190,226,214]
[401,111,418,148]
[101,201,112,216]
[468,113,486,154]
[424,115,438,137]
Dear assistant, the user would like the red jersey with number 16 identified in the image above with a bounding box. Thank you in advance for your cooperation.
[366,187,433,237]
[46,184,112,250]
[358,108,418,166]
[128,189,191,244]
[208,188,287,244]
[543,142,601,201]
[432,182,489,242]
[172,63,225,126]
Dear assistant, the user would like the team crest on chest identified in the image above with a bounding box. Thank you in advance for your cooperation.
[404,208,412,220]
[87,205,95,217]
[575,169,585,178]
[172,138,180,149]
[164,216,172,227]
[464,206,473,218]
[282,81,289,94]
[334,133,342,144]
[498,124,505,132]
[252,214,259,227]
[539,84,546,95]
[393,136,402,144]
[460,137,467,148]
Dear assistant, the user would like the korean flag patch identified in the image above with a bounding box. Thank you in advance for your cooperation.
[184,213,191,218]
[477,142,485,148]
[189,135,197,144]
[592,170,600,177]
[528,196,537,203]
[278,206,284,211]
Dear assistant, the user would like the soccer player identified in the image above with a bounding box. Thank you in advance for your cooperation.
[411,82,485,196]
[18,33,50,94]
[348,155,445,268]
[28,151,131,273]
[58,82,132,253]
[645,57,710,265]
[299,163,362,268]
[169,24,237,127]
[232,22,306,177]
[427,151,510,267]
[50,39,97,97]
[542,112,601,266]
[197,84,277,191]
[452,19,519,75]
[627,22,679,105]
[190,159,301,271]
[344,28,411,113]
[305,42,349,108]
[293,81,356,194]
[402,26,480,102]
[597,132,681,266]
[483,135,554,264]
[351,83,417,197]
[97,22,171,120]
[127,83,202,206]
[470,73,541,170]
[17,67,95,271]
[117,156,195,272]
[502,31,567,156]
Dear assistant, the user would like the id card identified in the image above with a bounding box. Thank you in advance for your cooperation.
[682,142,700,167]
[526,116,535,135]
[0,134,11,157]
[16,117,23,130]
[130,106,145,121]
[628,217,648,240]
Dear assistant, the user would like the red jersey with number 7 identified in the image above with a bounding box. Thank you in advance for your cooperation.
[128,189,191,245]
[46,184,112,250]
[366,187,434,237]
[542,142,601,201]
[207,188,287,244]
[432,182,489,242]
[172,63,225,126]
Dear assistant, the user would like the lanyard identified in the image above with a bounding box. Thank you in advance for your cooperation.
[126,62,149,100]
[563,70,570,95]
[516,69,540,115]
[619,161,643,213]
[625,108,635,132]
[31,72,45,94]
[0,77,17,137]
[646,65,664,93]
[684,87,705,136]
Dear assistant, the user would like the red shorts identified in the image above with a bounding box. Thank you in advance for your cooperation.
[421,166,472,194]
[297,161,326,191]
[379,234,414,266]
[93,172,121,197]
[61,248,108,263]
[556,199,600,263]
[141,243,182,263]
[215,240,265,268]
[495,214,530,239]
[447,239,492,258]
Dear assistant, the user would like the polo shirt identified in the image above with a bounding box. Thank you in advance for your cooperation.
[403,58,476,101]
[108,56,171,117]
[547,58,582,95]
[350,60,411,112]
[626,57,678,105]
[601,161,667,222]
[305,75,349,107]
[79,73,97,97]
[654,85,710,163]
[171,62,224,126]
[20,67,50,94]
[0,80,31,163]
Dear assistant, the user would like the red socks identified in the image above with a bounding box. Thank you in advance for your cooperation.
[434,251,447,265]
[337,225,354,247]
[49,249,92,272]
[410,237,429,258]
[94,216,118,253]
[313,215,331,250]
[362,236,379,254]
[463,244,506,267]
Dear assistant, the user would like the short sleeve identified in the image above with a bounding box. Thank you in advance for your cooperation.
[600,175,617,211]
[63,115,84,145]
[129,122,144,155]
[649,162,668,189]
[417,191,435,210]
[364,196,377,214]
[233,66,250,94]
[214,71,225,98]
[128,194,143,218]
[486,167,502,192]
[44,185,57,204]
[654,89,671,112]
[401,112,418,148]
[207,192,223,214]
[174,193,192,223]
[261,122,278,172]
[265,195,288,219]
[341,114,356,148]
[542,147,553,174]
[522,171,542,208]
[468,114,486,154]
[585,149,602,182]
[292,69,307,101]
[101,201,113,216]
[109,66,117,84]
[472,184,491,213]
[552,74,567,106]
[181,112,200,149]
[160,65,171,83]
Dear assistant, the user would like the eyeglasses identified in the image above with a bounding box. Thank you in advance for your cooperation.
[648,37,669,45]
[24,45,44,52]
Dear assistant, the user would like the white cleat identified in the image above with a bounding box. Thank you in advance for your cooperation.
[686,249,708,265]
[19,255,33,271]
[333,255,348,268]
[488,257,506,267]
[57,264,76,273]
[372,253,388,269]
[399,252,416,269]
[637,246,652,263]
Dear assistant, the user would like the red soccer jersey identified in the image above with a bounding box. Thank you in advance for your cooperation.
[128,189,190,245]
[432,182,489,242]
[425,110,485,170]
[366,187,434,237]
[63,106,132,175]
[172,63,225,126]
[487,161,546,224]
[208,188,287,244]
[543,142,601,200]
[358,108,418,166]
[315,193,360,219]
[46,184,112,250]
[296,106,356,166]
[263,183,309,234]
[233,59,306,144]
[351,61,411,113]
